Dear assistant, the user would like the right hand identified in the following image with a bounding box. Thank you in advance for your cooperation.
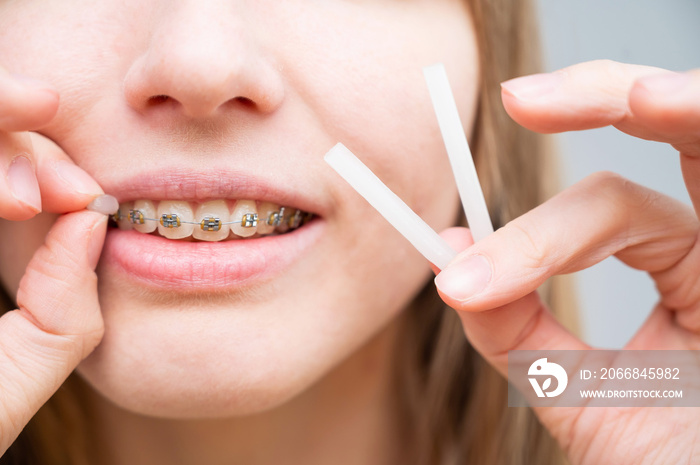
[0,68,108,453]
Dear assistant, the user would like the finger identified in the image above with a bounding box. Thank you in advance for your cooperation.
[0,131,41,219]
[434,172,699,357]
[0,132,105,220]
[31,133,105,213]
[502,60,700,256]
[501,59,700,150]
[0,69,59,132]
[628,70,700,154]
[500,60,665,135]
[437,228,593,457]
[432,173,699,447]
[0,69,99,219]
[0,210,106,454]
[436,228,588,369]
[627,70,700,219]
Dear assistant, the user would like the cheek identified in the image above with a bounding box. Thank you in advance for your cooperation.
[276,1,479,219]
[0,2,143,141]
[0,214,58,300]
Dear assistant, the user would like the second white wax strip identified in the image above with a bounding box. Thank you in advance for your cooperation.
[324,64,493,270]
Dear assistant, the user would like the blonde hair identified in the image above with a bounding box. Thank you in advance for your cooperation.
[2,0,576,463]
[390,0,575,463]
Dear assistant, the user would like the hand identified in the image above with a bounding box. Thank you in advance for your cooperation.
[434,60,700,465]
[0,68,107,453]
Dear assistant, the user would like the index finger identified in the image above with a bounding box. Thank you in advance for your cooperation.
[501,59,700,226]
[500,60,700,152]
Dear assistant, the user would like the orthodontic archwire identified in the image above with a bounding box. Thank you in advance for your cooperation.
[109,206,312,231]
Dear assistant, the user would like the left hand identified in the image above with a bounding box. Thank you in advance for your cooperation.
[434,59,700,465]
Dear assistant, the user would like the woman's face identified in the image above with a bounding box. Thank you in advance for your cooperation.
[0,1,478,417]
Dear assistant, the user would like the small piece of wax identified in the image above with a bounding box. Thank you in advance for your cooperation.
[423,63,494,242]
[324,143,457,270]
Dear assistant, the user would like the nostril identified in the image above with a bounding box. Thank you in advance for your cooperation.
[233,96,255,108]
[144,95,254,114]
[147,95,171,106]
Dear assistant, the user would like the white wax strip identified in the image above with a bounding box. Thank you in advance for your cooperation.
[423,63,494,242]
[324,144,457,270]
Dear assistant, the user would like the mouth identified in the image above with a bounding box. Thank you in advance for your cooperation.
[98,168,326,292]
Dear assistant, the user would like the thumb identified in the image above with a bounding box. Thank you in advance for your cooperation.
[428,227,474,275]
[433,227,588,447]
[0,210,107,453]
[433,226,587,372]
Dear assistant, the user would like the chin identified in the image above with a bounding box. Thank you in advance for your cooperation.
[76,341,322,419]
[74,303,340,419]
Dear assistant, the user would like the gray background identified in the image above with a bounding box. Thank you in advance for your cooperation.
[535,0,700,348]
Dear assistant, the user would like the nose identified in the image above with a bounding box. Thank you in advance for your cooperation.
[124,3,284,119]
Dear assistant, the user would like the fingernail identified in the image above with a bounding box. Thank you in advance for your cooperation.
[55,160,103,196]
[434,255,492,302]
[639,72,691,95]
[501,73,563,100]
[87,194,119,216]
[87,215,108,270]
[7,155,42,212]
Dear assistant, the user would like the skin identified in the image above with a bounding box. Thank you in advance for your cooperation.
[436,61,700,464]
[0,1,475,463]
[0,2,697,465]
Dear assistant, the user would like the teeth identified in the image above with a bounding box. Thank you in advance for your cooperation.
[193,200,230,241]
[157,201,194,239]
[257,202,280,235]
[275,207,290,233]
[230,200,258,238]
[287,209,303,229]
[111,199,311,242]
[116,201,134,230]
[132,200,157,233]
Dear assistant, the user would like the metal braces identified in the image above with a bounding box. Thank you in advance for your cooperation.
[110,206,312,231]
[288,209,303,229]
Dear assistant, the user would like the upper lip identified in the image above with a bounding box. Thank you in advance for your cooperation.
[98,167,327,216]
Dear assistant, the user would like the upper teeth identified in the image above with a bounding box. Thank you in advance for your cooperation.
[111,199,309,242]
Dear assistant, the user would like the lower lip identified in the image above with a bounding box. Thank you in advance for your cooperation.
[100,218,324,291]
